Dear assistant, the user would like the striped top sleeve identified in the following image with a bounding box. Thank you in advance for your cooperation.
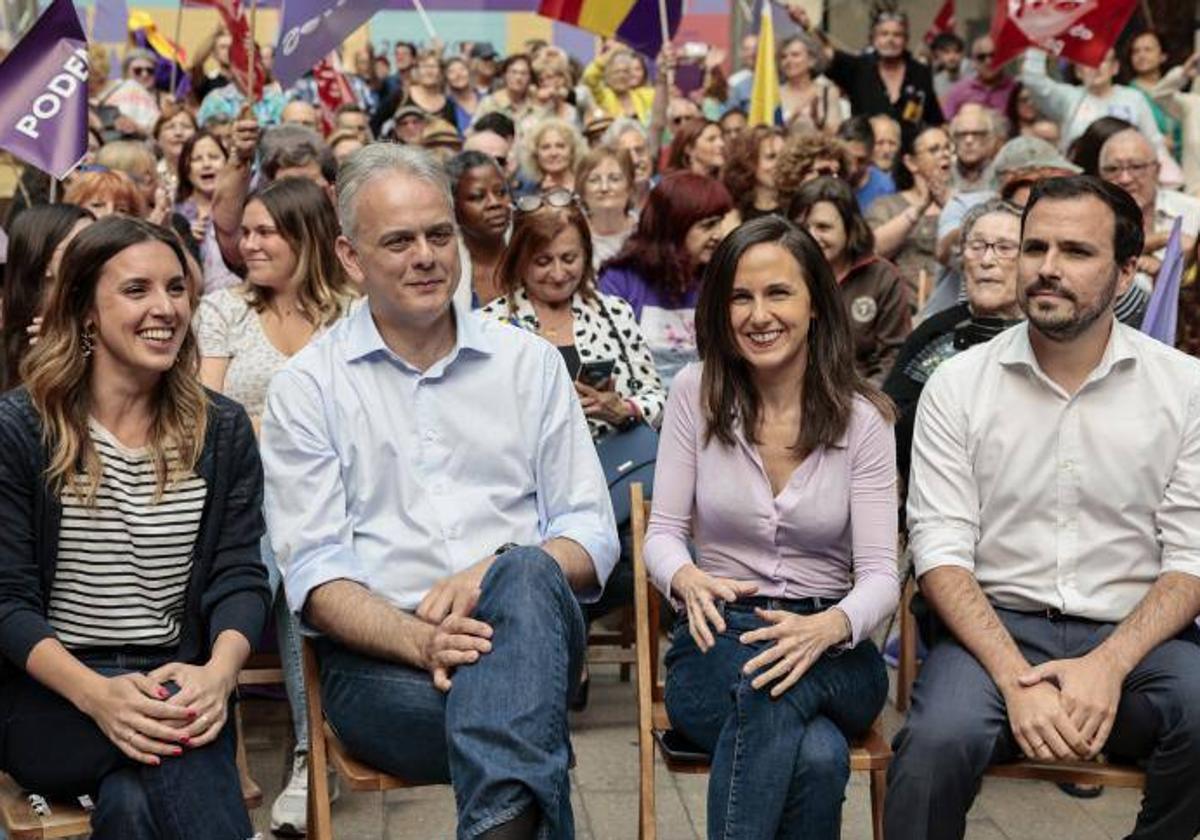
[47,420,206,649]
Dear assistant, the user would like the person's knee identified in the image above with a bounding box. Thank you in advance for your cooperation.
[796,721,850,789]
[92,767,157,838]
[484,547,569,602]
[895,704,995,770]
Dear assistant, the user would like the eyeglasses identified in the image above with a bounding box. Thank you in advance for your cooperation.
[515,189,576,213]
[918,141,956,156]
[952,129,990,143]
[131,66,155,77]
[972,51,994,61]
[810,165,842,178]
[1098,160,1157,178]
[963,239,1019,260]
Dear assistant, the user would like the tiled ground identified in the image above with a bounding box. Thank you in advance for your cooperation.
[242,665,1144,839]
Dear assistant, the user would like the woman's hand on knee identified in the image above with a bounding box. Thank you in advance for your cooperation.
[669,565,757,654]
[147,662,237,749]
[739,608,850,697]
[80,673,193,765]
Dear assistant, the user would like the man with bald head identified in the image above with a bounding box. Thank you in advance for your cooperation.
[1099,127,1200,291]
[280,99,319,133]
[949,104,1002,192]
[944,37,1016,120]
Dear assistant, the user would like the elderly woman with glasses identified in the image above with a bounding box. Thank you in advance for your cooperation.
[577,146,639,270]
[866,125,954,312]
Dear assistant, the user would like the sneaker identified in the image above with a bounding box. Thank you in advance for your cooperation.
[270,752,340,837]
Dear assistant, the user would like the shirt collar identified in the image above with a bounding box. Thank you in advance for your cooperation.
[998,320,1137,386]
[343,298,495,365]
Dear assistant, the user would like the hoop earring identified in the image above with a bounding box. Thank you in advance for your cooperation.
[81,325,94,358]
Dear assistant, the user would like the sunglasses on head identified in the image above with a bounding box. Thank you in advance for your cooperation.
[515,189,576,213]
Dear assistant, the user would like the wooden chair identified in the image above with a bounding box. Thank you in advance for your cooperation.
[894,576,1146,791]
[302,637,435,840]
[586,606,637,681]
[630,483,892,840]
[0,712,262,840]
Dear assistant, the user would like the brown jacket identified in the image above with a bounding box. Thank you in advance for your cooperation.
[839,256,911,386]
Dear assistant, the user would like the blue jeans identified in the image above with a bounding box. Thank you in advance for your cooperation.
[316,547,586,839]
[665,599,888,840]
[885,608,1200,840]
[0,652,251,840]
[263,533,308,754]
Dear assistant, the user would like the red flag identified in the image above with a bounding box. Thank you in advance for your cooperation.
[188,0,266,99]
[989,0,1138,70]
[313,53,355,136]
[924,0,956,46]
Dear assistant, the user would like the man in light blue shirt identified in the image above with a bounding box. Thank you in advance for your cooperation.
[261,144,618,840]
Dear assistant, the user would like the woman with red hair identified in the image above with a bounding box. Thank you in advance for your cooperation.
[666,119,728,179]
[599,171,733,386]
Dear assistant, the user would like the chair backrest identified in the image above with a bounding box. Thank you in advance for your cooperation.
[630,482,666,705]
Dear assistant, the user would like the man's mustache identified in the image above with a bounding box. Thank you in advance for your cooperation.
[1024,277,1076,302]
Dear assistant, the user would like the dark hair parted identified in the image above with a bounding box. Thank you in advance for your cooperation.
[175,130,228,205]
[22,216,207,505]
[607,172,733,305]
[666,119,721,175]
[695,215,893,453]
[0,205,93,390]
[1022,175,1145,265]
[495,204,596,312]
[787,176,875,264]
[1066,116,1134,176]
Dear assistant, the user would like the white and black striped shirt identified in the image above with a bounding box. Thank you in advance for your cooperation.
[48,421,206,649]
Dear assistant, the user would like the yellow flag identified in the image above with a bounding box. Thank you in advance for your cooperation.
[748,3,781,127]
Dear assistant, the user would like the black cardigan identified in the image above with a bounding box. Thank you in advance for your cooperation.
[0,388,270,676]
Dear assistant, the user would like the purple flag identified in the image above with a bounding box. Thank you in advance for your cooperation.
[1140,217,1184,346]
[90,0,129,42]
[0,0,89,180]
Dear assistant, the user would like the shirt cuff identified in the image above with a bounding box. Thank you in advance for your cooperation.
[1160,550,1200,580]
[910,525,977,578]
[544,513,619,604]
[282,543,371,626]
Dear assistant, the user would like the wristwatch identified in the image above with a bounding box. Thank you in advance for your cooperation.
[493,542,520,557]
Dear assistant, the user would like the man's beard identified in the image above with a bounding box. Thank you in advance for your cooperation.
[1020,267,1118,342]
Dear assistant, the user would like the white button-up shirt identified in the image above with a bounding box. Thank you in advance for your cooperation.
[908,321,1200,622]
[261,302,619,618]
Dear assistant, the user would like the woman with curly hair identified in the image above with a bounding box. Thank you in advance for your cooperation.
[521,116,588,193]
[723,126,787,222]
[0,216,268,837]
[775,131,852,209]
[599,172,733,386]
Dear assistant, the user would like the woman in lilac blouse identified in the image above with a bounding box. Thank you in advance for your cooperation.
[645,215,899,839]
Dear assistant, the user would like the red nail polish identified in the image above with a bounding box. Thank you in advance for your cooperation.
[174,748,182,756]
[186,709,197,719]
[157,688,170,699]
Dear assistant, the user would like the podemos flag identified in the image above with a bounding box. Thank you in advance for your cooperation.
[747,2,781,127]
[988,0,1138,69]
[0,0,89,179]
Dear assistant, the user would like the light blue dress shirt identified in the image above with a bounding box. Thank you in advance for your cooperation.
[261,301,619,620]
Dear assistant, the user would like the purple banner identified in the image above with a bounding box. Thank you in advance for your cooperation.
[274,0,539,87]
[90,0,129,42]
[0,0,89,179]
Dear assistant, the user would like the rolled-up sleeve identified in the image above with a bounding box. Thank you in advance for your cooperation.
[643,367,700,600]
[908,364,980,578]
[836,403,900,645]
[534,349,619,602]
[1157,386,1200,580]
[261,367,368,621]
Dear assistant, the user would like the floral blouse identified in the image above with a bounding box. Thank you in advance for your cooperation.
[479,288,666,439]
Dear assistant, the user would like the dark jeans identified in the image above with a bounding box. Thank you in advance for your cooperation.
[0,649,251,840]
[316,547,586,839]
[664,598,888,840]
[885,607,1200,840]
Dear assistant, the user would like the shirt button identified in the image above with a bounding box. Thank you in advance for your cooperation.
[424,430,437,442]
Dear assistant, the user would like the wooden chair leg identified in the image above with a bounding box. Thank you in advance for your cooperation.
[303,640,334,840]
[869,768,887,840]
[235,703,262,807]
[896,576,918,713]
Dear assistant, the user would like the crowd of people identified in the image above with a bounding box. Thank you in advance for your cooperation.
[0,5,1198,840]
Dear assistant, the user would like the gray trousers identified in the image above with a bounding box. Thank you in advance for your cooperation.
[884,607,1200,840]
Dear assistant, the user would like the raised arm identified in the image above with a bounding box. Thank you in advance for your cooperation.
[211,114,258,273]
[1018,48,1080,124]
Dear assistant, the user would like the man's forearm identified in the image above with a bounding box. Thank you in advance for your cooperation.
[921,566,1029,692]
[304,579,432,669]
[542,536,598,594]
[1095,571,1200,676]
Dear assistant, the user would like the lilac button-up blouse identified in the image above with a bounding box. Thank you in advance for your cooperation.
[644,363,900,645]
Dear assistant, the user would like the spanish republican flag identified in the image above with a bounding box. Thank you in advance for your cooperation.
[538,0,683,57]
[748,3,782,127]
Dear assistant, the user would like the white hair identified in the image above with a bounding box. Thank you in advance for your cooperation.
[336,143,453,241]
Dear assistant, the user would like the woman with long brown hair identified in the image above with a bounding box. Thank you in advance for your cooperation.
[723,125,787,221]
[195,175,355,836]
[0,216,268,837]
[645,215,898,839]
[666,118,728,178]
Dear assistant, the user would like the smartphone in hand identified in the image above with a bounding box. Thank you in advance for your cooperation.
[577,359,616,388]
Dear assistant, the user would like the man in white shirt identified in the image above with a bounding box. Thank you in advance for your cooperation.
[261,144,618,840]
[884,175,1200,840]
